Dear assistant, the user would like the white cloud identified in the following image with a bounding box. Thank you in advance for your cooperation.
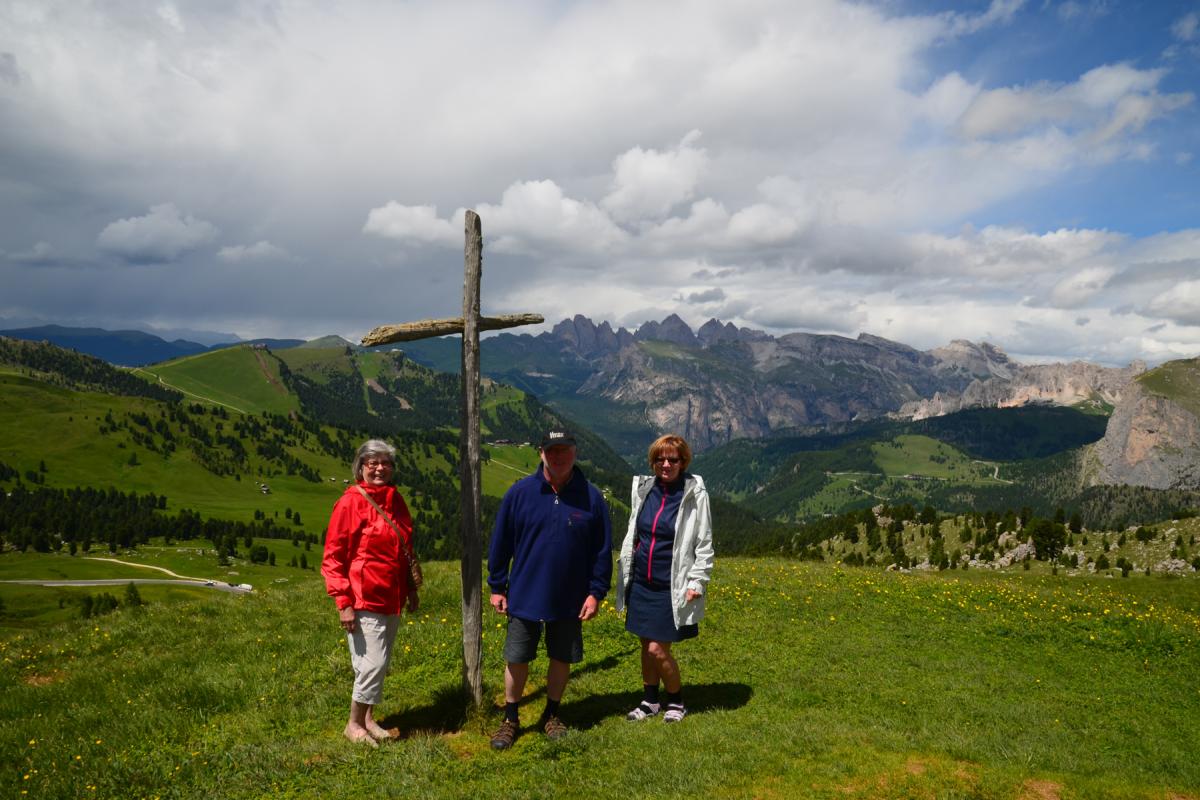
[942,0,1025,37]
[956,63,1191,147]
[1172,12,1199,42]
[745,294,867,335]
[217,240,291,263]
[96,203,217,263]
[602,130,707,223]
[1050,266,1116,308]
[907,225,1124,280]
[362,204,460,247]
[477,180,628,255]
[1144,280,1200,326]
[726,203,803,246]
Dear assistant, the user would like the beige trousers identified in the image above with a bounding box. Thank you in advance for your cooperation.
[346,610,400,705]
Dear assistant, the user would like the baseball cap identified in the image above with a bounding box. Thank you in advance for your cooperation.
[540,428,577,448]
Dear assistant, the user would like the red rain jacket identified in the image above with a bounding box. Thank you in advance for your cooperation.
[322,482,414,614]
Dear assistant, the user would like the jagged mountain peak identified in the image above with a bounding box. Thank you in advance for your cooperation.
[634,313,698,347]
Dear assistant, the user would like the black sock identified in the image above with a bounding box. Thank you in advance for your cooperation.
[504,701,520,724]
[543,698,561,719]
[643,684,660,705]
[666,691,683,707]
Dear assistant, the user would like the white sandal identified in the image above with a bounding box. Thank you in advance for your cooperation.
[626,701,660,721]
[663,703,687,723]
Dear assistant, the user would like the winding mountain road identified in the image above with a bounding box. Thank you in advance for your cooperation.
[1,556,252,593]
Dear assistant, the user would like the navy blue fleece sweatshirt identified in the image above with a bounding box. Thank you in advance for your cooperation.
[487,465,612,621]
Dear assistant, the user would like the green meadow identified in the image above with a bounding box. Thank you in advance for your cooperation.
[787,434,1009,518]
[3,557,1198,799]
[135,348,299,416]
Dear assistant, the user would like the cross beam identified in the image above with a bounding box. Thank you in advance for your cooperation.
[360,210,541,706]
[362,313,543,346]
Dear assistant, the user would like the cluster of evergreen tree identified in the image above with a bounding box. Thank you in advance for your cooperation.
[0,485,168,553]
[0,485,324,560]
[79,582,144,619]
[89,403,348,483]
[0,336,182,402]
[754,501,1094,569]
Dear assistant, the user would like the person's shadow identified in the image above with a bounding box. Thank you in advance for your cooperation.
[378,651,752,736]
[559,681,753,730]
[379,649,636,735]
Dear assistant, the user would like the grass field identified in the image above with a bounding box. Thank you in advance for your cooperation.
[3,557,1198,799]
[137,348,299,416]
[872,435,1001,482]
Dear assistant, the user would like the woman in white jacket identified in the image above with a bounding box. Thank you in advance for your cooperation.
[615,434,714,723]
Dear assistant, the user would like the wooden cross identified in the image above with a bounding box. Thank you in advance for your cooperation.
[360,210,542,707]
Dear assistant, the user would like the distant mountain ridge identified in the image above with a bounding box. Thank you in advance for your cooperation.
[0,325,304,366]
[401,313,1143,457]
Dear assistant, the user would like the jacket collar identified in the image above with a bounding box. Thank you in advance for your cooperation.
[538,464,583,492]
[637,473,696,502]
[356,481,393,503]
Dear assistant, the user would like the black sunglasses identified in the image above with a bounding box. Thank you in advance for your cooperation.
[653,456,681,464]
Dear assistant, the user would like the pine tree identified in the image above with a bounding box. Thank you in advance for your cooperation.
[123,582,144,608]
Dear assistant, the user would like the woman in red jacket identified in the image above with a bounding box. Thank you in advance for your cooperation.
[322,439,419,746]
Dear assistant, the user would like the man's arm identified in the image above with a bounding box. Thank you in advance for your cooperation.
[487,489,516,609]
[586,488,613,606]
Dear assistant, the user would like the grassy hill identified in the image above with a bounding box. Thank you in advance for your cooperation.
[0,340,636,565]
[2,556,1198,799]
[1138,356,1200,419]
[136,345,299,416]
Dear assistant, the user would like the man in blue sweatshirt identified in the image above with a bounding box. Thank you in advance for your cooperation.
[487,428,612,749]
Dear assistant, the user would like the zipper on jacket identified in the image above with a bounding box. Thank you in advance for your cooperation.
[647,488,668,582]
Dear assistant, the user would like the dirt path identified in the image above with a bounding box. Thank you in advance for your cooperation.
[131,367,249,414]
[251,348,288,395]
[84,556,206,582]
[489,457,532,475]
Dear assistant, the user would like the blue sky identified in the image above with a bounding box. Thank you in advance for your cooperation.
[909,0,1200,236]
[1,0,1198,365]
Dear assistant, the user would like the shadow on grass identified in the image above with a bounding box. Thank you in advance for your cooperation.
[380,684,471,738]
[377,647,640,737]
[564,681,753,730]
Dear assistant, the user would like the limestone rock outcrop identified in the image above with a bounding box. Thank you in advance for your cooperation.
[1087,359,1200,490]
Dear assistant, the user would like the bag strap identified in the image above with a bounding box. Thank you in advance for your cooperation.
[355,485,418,566]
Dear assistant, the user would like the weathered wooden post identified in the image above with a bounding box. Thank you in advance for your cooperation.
[361,210,541,708]
[458,210,484,704]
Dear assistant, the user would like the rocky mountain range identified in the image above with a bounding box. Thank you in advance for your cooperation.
[899,359,1145,419]
[401,314,1146,457]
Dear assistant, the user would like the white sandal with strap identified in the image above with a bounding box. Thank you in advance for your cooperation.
[626,701,660,721]
[663,703,687,723]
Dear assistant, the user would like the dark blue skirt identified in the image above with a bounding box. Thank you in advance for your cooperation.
[625,581,698,643]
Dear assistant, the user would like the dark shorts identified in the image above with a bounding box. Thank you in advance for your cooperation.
[503,616,584,664]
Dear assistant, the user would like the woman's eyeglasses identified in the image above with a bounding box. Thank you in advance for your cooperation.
[653,456,681,465]
[364,459,394,469]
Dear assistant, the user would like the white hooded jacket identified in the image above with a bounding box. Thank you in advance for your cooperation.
[615,473,714,628]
